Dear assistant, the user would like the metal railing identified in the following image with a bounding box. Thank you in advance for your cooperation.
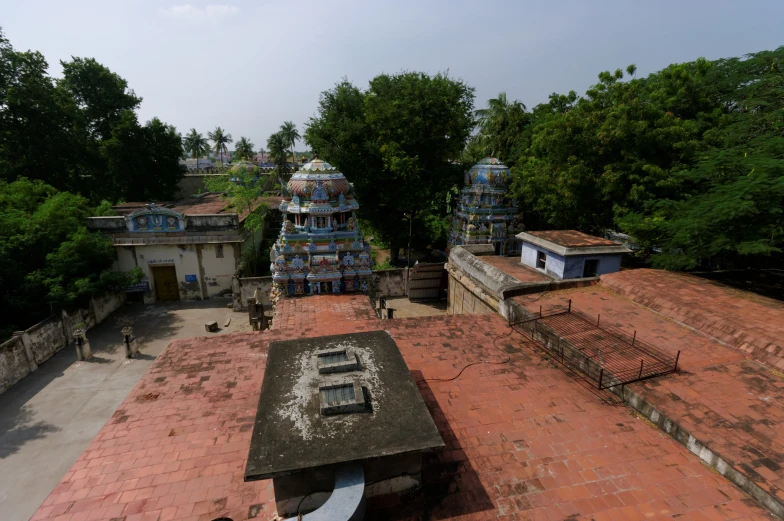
[510,300,680,390]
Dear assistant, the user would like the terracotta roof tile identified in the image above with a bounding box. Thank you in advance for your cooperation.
[29,294,778,520]
[527,230,620,248]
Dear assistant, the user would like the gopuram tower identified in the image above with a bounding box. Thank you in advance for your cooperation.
[270,158,372,301]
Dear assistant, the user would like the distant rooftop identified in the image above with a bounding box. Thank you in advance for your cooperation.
[111,193,284,220]
[518,230,632,257]
[527,230,619,248]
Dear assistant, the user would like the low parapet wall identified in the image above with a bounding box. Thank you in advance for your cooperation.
[231,269,409,311]
[0,292,125,395]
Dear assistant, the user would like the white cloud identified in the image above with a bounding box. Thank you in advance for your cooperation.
[159,4,239,19]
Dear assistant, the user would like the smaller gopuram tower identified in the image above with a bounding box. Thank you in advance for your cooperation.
[447,157,523,255]
[270,158,372,301]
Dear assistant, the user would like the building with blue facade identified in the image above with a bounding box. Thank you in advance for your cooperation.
[517,230,630,280]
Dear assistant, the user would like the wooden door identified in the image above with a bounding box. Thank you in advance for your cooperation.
[152,266,179,301]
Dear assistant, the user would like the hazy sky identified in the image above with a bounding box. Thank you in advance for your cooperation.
[2,1,783,150]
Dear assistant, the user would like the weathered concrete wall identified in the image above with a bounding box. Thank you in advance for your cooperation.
[185,214,237,232]
[234,276,274,310]
[0,336,31,396]
[86,216,127,231]
[26,315,67,365]
[201,243,237,297]
[448,272,495,315]
[90,292,126,324]
[522,242,623,280]
[563,254,622,279]
[231,269,409,311]
[0,292,125,395]
[371,269,408,298]
[521,242,566,279]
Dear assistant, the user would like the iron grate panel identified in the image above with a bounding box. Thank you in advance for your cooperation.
[510,302,680,391]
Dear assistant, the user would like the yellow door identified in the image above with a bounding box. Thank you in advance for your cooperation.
[152,266,180,301]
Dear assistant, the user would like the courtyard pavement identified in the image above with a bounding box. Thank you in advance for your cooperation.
[0,299,250,521]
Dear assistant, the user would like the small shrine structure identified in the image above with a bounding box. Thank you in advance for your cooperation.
[270,158,372,300]
[447,157,523,255]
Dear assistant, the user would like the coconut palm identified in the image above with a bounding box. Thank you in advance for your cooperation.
[182,129,211,170]
[279,121,300,170]
[267,131,291,182]
[474,93,527,160]
[234,136,255,160]
[208,126,233,166]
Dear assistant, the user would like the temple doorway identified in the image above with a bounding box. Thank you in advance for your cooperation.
[151,266,179,301]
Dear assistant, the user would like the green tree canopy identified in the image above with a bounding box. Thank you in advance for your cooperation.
[0,29,183,202]
[305,72,475,263]
[0,178,138,339]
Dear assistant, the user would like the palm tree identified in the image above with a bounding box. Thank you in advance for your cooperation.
[474,93,527,159]
[234,136,255,161]
[208,126,233,166]
[267,131,291,182]
[182,129,210,170]
[279,121,300,170]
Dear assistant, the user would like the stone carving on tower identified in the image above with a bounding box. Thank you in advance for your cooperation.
[447,157,523,255]
[271,158,372,301]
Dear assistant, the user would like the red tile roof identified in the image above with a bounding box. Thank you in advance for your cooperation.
[514,272,784,514]
[30,294,777,521]
[527,230,621,248]
[481,255,552,283]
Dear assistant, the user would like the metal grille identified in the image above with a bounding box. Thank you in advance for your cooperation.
[320,384,355,405]
[319,351,349,365]
[510,301,680,390]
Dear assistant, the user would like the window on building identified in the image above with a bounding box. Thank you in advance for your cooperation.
[583,259,599,278]
[536,250,547,270]
[216,244,224,258]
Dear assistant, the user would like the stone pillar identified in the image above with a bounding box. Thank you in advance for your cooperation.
[122,327,137,358]
[73,329,91,361]
[12,331,38,372]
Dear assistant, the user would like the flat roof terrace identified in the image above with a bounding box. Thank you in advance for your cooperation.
[29,295,776,520]
[480,255,552,284]
[514,273,784,516]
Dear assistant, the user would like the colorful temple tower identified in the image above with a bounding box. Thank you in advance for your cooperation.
[270,158,372,301]
[447,157,523,255]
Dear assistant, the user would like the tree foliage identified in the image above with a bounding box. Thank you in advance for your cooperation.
[234,136,255,160]
[0,178,139,339]
[182,128,211,167]
[267,131,291,182]
[0,29,183,202]
[305,72,475,262]
[480,47,784,270]
[205,166,269,275]
[208,126,232,165]
[279,121,300,169]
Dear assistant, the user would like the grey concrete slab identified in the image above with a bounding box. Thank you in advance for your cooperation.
[0,299,251,521]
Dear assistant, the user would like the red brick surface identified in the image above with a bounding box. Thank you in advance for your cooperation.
[601,269,784,370]
[481,256,552,284]
[515,283,784,514]
[30,294,777,520]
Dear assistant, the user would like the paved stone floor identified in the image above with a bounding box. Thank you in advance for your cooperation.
[384,297,447,318]
[515,281,784,516]
[0,299,250,521]
[29,295,777,521]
